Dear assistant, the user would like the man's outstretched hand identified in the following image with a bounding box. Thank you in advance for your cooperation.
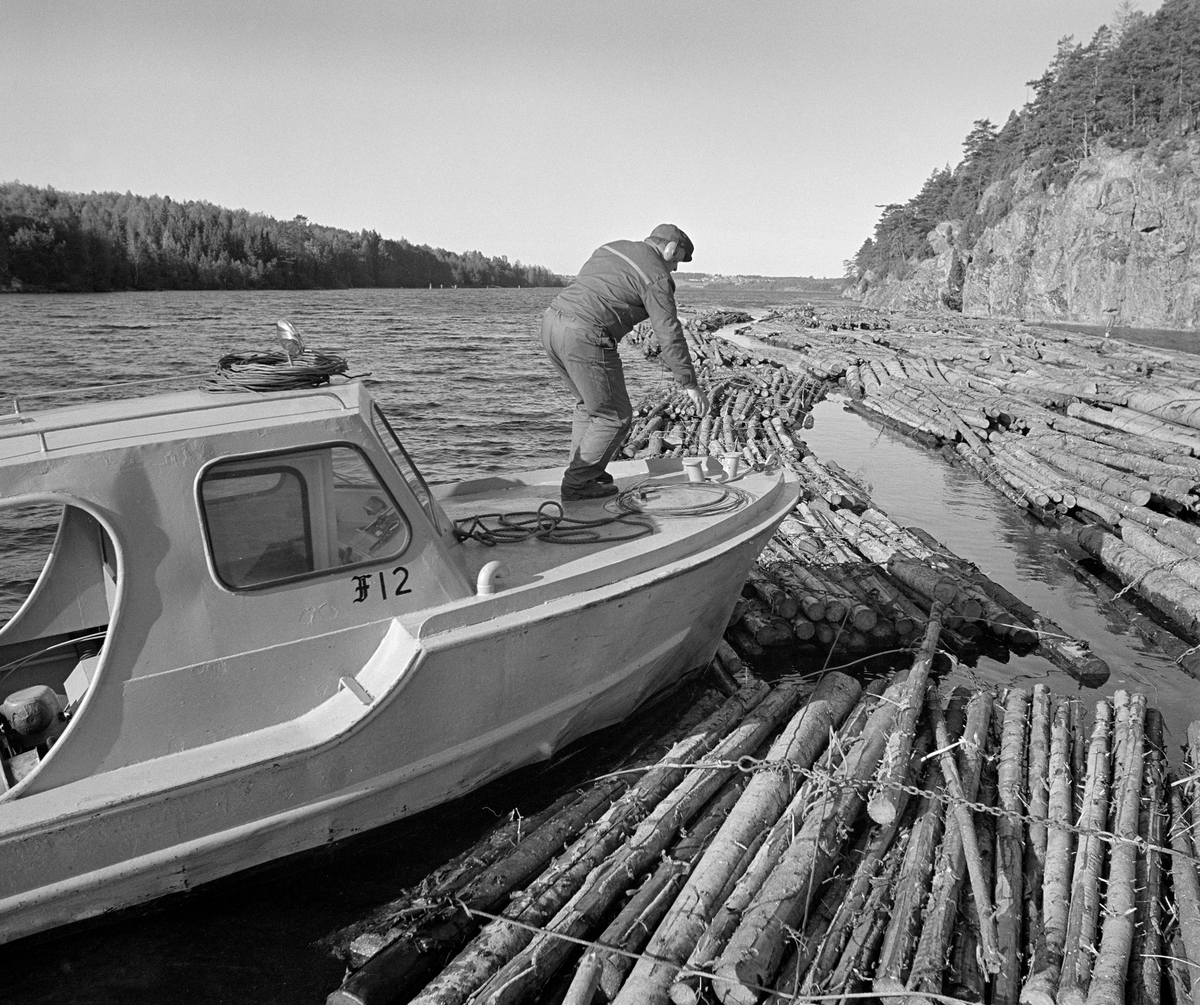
[684,386,710,417]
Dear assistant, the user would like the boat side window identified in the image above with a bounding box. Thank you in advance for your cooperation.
[0,503,67,630]
[200,446,412,591]
[370,405,444,534]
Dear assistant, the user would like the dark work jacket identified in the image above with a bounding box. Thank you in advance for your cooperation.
[549,239,698,389]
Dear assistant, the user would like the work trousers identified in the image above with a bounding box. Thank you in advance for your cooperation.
[541,307,633,492]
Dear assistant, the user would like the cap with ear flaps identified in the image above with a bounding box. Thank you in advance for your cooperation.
[648,223,693,262]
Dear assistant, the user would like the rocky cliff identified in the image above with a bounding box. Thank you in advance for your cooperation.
[850,139,1200,330]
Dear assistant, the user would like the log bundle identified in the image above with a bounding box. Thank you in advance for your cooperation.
[716,307,1200,647]
[620,310,1115,683]
[317,308,1200,1003]
[324,676,1186,1005]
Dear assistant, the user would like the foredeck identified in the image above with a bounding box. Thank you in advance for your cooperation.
[435,458,786,597]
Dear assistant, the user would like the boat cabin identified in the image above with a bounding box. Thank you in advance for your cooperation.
[0,382,471,792]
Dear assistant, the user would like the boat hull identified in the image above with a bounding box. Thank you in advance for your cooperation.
[0,478,793,944]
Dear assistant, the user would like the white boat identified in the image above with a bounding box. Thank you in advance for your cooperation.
[0,368,797,943]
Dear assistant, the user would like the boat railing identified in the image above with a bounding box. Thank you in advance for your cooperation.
[0,374,355,451]
[0,372,214,425]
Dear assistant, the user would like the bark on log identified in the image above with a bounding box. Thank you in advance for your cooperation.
[905,687,999,998]
[1130,708,1165,1005]
[1169,778,1200,1005]
[404,681,788,1005]
[804,725,931,991]
[1023,685,1052,970]
[1057,699,1114,1005]
[1121,523,1200,593]
[816,828,912,998]
[740,597,795,647]
[1066,401,1200,454]
[745,565,799,620]
[994,688,1030,1005]
[331,680,765,1004]
[666,681,889,1005]
[709,673,911,1004]
[606,672,862,1005]
[1086,692,1146,1005]
[886,555,959,606]
[868,605,945,826]
[569,774,747,1005]
[1076,524,1200,638]
[872,734,950,995]
[466,678,819,1005]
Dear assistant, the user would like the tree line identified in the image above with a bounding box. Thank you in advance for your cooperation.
[0,184,565,292]
[849,0,1200,294]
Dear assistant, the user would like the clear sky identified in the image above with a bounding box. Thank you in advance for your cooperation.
[1,0,1147,278]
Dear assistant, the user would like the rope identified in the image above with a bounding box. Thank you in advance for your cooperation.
[616,481,750,518]
[208,350,352,392]
[453,500,654,546]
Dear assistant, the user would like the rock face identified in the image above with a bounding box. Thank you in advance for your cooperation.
[854,139,1200,330]
[850,222,965,314]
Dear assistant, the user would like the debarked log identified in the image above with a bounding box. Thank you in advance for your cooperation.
[560,774,748,1005]
[605,672,862,1005]
[402,680,788,1005]
[458,680,817,1005]
[709,674,909,1004]
[667,680,890,1005]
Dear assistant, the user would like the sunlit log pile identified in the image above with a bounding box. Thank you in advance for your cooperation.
[733,310,1200,646]
[323,660,1185,1005]
[622,314,1110,684]
[620,320,820,465]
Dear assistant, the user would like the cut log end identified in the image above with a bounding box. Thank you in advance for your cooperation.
[867,793,898,827]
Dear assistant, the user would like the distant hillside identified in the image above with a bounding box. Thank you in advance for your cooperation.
[847,0,1200,329]
[675,272,845,294]
[0,184,566,293]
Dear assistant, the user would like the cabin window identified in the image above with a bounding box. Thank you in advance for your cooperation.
[371,405,444,534]
[200,446,412,590]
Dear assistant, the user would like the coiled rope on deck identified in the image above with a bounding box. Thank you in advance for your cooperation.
[453,500,654,546]
[616,480,751,517]
[209,350,352,392]
[453,481,749,546]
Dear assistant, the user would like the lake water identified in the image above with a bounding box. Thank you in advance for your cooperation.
[1,288,1199,1004]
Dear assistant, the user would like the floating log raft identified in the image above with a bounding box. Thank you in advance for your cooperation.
[322,307,1200,1004]
[325,671,1183,1005]
[713,306,1200,646]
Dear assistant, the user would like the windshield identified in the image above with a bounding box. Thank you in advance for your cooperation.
[371,405,445,535]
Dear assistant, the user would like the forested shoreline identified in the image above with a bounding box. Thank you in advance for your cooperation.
[850,0,1200,293]
[0,184,565,293]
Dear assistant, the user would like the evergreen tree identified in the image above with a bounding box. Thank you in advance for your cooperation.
[0,184,566,293]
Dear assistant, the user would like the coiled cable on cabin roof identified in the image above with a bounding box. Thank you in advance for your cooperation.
[208,350,352,392]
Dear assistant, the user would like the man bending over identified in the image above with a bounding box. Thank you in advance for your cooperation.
[541,223,710,502]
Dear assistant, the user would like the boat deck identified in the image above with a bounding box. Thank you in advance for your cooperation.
[435,458,775,593]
